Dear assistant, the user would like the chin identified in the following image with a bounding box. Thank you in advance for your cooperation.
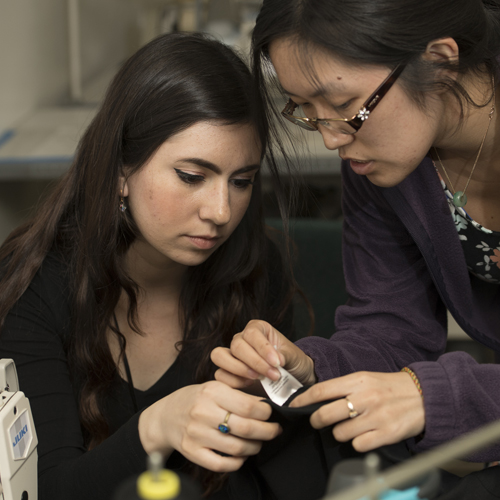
[183,251,218,268]
[176,256,210,268]
[366,172,405,188]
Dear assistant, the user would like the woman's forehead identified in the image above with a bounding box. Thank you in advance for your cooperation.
[268,38,385,99]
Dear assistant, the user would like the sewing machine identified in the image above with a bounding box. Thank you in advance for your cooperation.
[0,359,37,500]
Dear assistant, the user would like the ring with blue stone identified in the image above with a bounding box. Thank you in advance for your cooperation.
[218,411,231,434]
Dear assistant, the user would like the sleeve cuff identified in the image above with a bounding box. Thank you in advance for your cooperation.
[407,361,456,453]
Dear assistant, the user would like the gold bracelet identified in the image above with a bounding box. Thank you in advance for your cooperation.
[401,367,423,399]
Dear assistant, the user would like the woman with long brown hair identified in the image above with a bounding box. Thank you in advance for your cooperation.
[0,32,295,500]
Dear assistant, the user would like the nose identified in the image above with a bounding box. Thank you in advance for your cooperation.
[199,182,231,226]
[319,128,355,151]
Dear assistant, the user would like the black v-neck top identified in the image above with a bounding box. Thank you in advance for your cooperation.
[0,244,292,500]
[105,355,195,435]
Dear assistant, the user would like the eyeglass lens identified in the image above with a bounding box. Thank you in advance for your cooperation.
[291,104,357,134]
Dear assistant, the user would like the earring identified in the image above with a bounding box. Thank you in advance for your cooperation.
[119,190,127,212]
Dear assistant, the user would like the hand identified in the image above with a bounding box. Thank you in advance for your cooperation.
[290,371,425,452]
[211,319,316,388]
[138,380,282,472]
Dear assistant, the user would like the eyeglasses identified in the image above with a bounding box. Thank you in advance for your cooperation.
[281,64,405,134]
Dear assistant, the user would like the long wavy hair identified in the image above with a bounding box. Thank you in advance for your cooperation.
[252,0,500,118]
[0,33,295,471]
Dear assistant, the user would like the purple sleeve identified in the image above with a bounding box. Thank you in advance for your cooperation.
[409,352,500,461]
[296,162,448,380]
[295,164,500,461]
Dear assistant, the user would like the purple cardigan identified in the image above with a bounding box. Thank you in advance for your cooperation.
[296,157,500,462]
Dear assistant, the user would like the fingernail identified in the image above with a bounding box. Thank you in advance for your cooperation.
[267,353,280,368]
[247,369,260,379]
[267,367,281,381]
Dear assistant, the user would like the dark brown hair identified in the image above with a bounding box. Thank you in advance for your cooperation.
[253,0,500,115]
[0,33,295,485]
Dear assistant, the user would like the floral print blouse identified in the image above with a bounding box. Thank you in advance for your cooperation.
[435,168,500,284]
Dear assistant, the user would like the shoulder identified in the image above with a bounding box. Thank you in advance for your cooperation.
[3,251,72,341]
[26,251,70,308]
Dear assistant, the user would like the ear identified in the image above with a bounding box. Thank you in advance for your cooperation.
[119,171,129,197]
[422,37,459,64]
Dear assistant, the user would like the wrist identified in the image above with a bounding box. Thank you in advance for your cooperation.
[138,405,174,457]
[401,367,423,399]
[399,369,426,439]
[302,355,317,385]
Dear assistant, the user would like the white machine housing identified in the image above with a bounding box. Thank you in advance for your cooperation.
[0,359,37,500]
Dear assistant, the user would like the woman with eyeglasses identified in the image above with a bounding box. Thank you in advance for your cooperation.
[212,0,500,488]
[0,33,300,500]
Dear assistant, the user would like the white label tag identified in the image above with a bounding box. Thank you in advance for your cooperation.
[260,366,303,406]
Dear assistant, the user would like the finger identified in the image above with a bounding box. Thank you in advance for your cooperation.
[225,393,273,422]
[202,381,273,421]
[332,414,374,443]
[214,368,256,389]
[290,374,362,408]
[230,336,280,381]
[232,322,283,380]
[217,411,282,442]
[351,429,396,453]
[290,381,339,408]
[210,430,263,457]
[186,420,264,458]
[211,347,262,381]
[189,447,247,473]
[307,399,356,429]
[181,412,264,460]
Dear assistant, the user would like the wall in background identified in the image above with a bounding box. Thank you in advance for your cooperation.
[0,0,139,133]
[79,0,139,99]
[0,0,68,133]
[0,0,139,241]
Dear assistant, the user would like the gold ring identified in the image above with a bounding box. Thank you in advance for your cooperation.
[218,411,231,434]
[345,397,359,419]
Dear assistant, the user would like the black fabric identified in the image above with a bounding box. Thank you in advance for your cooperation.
[435,467,500,500]
[241,388,499,500]
[113,312,139,414]
[233,387,414,500]
[0,243,293,500]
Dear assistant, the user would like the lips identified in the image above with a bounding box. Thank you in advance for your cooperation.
[339,155,375,175]
[349,159,375,175]
[186,235,221,250]
[340,155,370,163]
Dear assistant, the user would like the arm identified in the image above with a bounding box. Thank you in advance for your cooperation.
[410,351,500,461]
[291,165,500,460]
[296,162,448,381]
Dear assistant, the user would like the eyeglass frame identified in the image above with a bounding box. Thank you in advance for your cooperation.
[281,64,406,134]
